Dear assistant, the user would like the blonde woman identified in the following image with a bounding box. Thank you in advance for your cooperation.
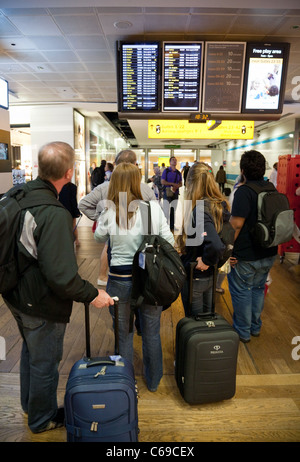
[94,163,174,392]
[178,162,230,316]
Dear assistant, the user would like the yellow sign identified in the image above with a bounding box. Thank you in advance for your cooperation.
[148,120,254,140]
[158,157,170,166]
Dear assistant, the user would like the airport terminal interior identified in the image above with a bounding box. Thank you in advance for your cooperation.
[0,0,300,443]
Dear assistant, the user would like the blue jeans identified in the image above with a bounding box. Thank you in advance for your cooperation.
[6,302,66,433]
[181,274,213,317]
[227,256,276,340]
[107,277,163,391]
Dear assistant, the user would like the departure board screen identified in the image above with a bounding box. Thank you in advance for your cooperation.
[162,42,203,112]
[118,42,160,112]
[242,43,290,114]
[202,42,246,113]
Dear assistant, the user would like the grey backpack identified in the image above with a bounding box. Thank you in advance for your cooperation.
[245,182,294,248]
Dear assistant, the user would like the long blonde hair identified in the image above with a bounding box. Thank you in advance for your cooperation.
[107,163,143,228]
[178,162,230,252]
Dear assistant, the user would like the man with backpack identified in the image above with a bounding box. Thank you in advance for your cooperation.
[1,141,113,434]
[228,150,291,343]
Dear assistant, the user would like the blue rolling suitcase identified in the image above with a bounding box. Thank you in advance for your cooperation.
[64,297,139,442]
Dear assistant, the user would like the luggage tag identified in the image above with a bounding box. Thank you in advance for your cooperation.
[139,251,146,269]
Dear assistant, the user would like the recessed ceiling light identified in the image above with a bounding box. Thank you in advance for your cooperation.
[113,21,133,29]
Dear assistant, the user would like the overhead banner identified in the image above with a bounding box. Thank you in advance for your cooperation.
[148,120,254,140]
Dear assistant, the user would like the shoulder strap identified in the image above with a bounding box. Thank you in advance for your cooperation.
[165,167,170,182]
[139,201,151,235]
[16,187,64,210]
[244,181,275,195]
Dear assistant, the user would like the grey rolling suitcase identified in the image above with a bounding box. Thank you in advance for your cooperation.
[175,263,239,405]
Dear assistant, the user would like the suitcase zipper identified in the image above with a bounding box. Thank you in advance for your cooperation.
[66,374,138,400]
[94,366,107,378]
[90,421,98,432]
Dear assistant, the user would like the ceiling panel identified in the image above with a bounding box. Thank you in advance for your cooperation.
[6,15,62,35]
[0,1,299,147]
[53,14,103,35]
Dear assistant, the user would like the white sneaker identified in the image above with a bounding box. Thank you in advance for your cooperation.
[97,279,107,286]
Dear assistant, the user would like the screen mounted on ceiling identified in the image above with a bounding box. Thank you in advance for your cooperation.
[117,42,160,112]
[162,42,203,112]
[202,42,246,113]
[242,43,290,114]
[0,77,9,110]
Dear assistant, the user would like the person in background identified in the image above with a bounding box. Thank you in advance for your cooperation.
[104,162,114,181]
[94,163,174,392]
[149,166,164,203]
[3,142,113,434]
[59,181,81,246]
[269,162,278,188]
[161,156,182,232]
[228,150,277,343]
[215,165,227,193]
[88,161,96,190]
[160,163,166,173]
[79,150,155,222]
[181,161,190,187]
[178,162,229,316]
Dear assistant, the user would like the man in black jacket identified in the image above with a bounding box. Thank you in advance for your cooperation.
[3,141,114,433]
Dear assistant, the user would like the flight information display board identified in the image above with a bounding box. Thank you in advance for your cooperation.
[162,42,203,112]
[118,42,160,112]
[202,42,246,113]
[242,43,290,114]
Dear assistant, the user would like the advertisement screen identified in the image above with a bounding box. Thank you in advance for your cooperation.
[242,43,290,113]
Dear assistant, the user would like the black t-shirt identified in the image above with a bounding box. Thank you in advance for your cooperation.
[59,183,80,219]
[231,180,278,261]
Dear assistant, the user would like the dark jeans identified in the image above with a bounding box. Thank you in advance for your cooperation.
[227,256,276,340]
[6,301,66,433]
[181,274,214,317]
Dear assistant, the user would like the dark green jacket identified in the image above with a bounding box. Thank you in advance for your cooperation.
[4,177,98,323]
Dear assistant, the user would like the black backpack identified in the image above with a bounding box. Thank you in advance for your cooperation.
[91,167,104,187]
[244,182,294,248]
[0,185,64,294]
[130,202,186,329]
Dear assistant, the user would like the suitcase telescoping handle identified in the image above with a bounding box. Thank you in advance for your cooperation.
[84,296,120,359]
[188,262,218,318]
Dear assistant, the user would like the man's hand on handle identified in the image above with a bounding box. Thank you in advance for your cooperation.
[90,289,114,309]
